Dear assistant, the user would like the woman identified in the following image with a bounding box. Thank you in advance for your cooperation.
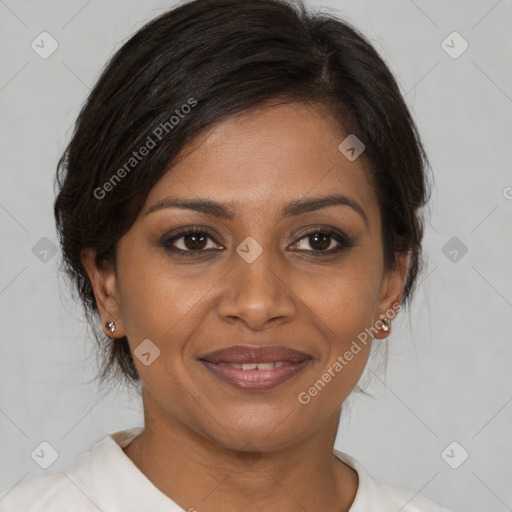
[0,0,453,510]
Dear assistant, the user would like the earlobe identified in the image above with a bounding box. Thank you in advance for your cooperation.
[81,248,125,338]
[374,252,409,339]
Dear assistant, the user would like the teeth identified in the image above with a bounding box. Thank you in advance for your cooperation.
[217,362,288,370]
[255,363,274,370]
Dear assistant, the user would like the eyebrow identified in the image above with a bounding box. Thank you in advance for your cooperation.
[144,193,369,228]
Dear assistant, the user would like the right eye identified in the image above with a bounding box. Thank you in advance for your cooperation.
[160,227,224,257]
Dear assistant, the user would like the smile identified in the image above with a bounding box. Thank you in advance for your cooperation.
[199,359,311,390]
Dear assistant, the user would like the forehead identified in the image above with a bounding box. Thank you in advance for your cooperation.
[143,102,379,225]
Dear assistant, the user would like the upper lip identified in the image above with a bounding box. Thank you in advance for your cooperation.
[199,345,312,364]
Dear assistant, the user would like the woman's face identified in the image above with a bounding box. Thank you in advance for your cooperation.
[85,102,407,451]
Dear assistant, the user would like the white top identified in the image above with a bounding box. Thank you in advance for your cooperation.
[0,426,453,512]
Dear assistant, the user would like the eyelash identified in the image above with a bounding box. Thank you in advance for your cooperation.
[160,225,354,258]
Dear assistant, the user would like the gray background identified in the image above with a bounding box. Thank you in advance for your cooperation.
[1,1,511,511]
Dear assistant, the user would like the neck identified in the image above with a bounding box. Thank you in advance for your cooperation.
[123,394,358,512]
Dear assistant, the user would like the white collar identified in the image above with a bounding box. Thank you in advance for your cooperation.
[64,426,378,511]
[0,426,450,511]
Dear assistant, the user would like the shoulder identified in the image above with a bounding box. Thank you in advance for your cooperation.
[0,428,144,512]
[371,479,453,512]
[0,471,96,512]
[333,449,454,512]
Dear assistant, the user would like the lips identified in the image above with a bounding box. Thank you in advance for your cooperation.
[198,345,312,390]
[199,345,311,364]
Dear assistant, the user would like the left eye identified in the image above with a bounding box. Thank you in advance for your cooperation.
[291,229,351,253]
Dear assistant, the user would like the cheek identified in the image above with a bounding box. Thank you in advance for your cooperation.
[115,240,204,342]
[301,253,382,335]
[114,251,205,394]
[297,257,381,388]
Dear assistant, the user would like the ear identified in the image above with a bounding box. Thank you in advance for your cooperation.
[373,252,409,340]
[81,248,125,338]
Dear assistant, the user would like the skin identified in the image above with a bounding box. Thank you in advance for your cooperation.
[82,101,408,512]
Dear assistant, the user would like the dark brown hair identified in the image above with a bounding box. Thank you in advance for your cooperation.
[54,0,431,389]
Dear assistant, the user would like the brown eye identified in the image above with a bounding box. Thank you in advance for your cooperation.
[291,227,354,255]
[306,232,333,251]
[180,232,209,251]
[161,227,223,256]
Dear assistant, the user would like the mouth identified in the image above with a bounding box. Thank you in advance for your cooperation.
[198,345,312,390]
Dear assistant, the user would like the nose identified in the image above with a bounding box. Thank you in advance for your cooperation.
[216,245,297,330]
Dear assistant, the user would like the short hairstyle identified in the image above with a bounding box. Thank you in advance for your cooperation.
[54,0,431,388]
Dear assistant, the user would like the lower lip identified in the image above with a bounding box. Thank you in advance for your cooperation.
[199,360,311,390]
